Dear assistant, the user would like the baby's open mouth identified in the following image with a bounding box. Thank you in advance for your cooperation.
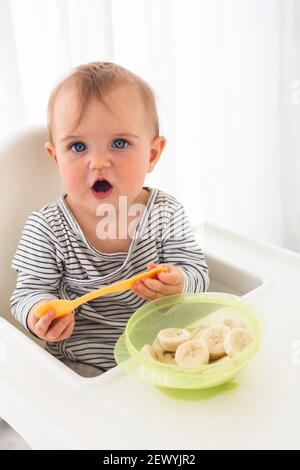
[91,179,112,193]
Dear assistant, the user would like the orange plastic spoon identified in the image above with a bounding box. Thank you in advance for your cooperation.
[35,266,168,319]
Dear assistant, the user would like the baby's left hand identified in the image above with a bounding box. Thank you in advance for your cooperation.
[132,262,184,300]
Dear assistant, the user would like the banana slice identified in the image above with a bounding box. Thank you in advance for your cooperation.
[152,337,165,354]
[201,324,230,361]
[157,328,191,352]
[224,327,253,356]
[211,355,229,364]
[158,351,176,365]
[222,318,246,329]
[189,325,209,339]
[152,337,176,364]
[175,339,209,366]
[140,344,157,361]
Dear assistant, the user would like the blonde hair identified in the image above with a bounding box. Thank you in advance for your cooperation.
[47,61,160,144]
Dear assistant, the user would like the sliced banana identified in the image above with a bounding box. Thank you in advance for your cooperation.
[210,355,229,364]
[152,336,175,364]
[157,351,176,365]
[175,339,209,366]
[141,320,253,367]
[224,327,253,356]
[200,324,230,361]
[222,318,246,329]
[140,344,157,361]
[157,328,191,352]
[152,336,165,355]
[189,325,209,339]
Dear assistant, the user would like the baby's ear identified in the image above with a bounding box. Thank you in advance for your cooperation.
[44,142,57,164]
[147,136,166,173]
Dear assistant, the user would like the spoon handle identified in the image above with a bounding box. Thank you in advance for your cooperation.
[71,266,167,309]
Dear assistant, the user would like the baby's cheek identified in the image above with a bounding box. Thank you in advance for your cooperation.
[60,164,84,191]
[118,158,146,183]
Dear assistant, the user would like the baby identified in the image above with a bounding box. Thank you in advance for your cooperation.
[10,62,209,377]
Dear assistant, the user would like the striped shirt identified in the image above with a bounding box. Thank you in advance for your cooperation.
[10,186,209,371]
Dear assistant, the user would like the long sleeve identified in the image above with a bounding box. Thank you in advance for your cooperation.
[10,211,63,330]
[160,202,209,293]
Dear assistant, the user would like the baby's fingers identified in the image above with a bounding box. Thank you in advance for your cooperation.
[46,312,75,342]
[35,310,56,337]
[157,269,182,285]
[141,278,178,295]
[56,319,75,341]
[132,281,163,300]
[51,311,75,328]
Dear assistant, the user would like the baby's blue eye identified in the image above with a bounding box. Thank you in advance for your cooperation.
[70,142,86,153]
[111,138,130,149]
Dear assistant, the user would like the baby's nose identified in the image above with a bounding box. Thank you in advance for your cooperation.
[89,153,111,170]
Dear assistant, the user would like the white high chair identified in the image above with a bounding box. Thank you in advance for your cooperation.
[0,128,300,449]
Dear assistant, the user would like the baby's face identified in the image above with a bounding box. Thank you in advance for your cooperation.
[45,84,165,217]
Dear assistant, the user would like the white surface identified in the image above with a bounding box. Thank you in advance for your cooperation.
[1,223,300,449]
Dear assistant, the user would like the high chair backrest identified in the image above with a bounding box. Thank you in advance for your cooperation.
[0,127,63,336]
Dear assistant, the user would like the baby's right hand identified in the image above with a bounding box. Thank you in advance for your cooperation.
[27,300,75,342]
